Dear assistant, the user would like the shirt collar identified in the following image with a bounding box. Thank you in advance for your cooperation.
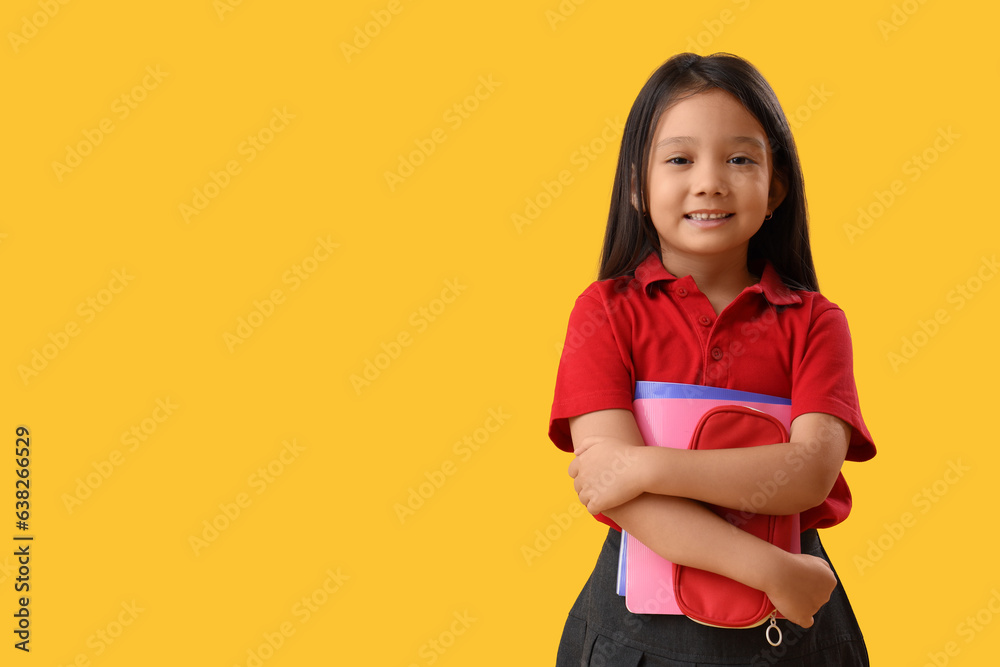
[634,251,802,306]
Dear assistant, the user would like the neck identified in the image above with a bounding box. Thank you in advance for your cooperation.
[659,250,759,312]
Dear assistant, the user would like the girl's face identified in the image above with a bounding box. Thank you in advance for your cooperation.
[644,88,785,272]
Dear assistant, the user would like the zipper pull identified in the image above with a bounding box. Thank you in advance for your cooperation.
[765,610,782,647]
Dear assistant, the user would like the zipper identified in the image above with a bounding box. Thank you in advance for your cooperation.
[684,608,783,647]
[765,610,782,647]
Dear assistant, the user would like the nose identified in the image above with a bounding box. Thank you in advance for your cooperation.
[690,161,728,197]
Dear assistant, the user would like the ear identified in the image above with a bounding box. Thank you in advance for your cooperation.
[766,168,788,215]
[629,166,643,213]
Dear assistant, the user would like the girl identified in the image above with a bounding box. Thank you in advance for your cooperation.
[548,52,875,666]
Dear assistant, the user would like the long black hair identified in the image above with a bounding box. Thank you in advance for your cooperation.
[599,52,818,292]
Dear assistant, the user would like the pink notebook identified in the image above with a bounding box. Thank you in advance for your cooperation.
[620,382,800,615]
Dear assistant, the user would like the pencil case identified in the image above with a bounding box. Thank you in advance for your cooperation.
[672,405,797,646]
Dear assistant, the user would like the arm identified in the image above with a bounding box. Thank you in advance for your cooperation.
[568,409,850,516]
[568,410,837,627]
[569,304,868,516]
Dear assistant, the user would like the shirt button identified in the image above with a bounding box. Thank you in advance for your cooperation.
[677,287,688,297]
[699,315,712,326]
[711,347,723,360]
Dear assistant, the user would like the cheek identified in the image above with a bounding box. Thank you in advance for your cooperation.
[741,175,772,204]
[647,177,683,205]
[731,168,769,192]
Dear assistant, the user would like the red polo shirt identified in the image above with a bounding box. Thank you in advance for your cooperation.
[549,251,875,532]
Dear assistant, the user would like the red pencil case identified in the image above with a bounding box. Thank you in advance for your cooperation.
[672,405,798,644]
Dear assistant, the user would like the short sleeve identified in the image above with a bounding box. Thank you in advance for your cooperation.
[548,291,634,452]
[791,306,876,462]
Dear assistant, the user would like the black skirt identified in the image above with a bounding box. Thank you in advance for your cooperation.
[556,528,869,666]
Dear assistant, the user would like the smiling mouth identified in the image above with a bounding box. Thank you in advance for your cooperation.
[684,212,734,221]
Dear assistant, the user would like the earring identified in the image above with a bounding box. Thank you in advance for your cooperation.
[764,211,773,220]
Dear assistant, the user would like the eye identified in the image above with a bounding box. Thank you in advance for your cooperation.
[728,156,756,165]
[665,157,690,165]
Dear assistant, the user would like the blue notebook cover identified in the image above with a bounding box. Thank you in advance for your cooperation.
[634,381,791,404]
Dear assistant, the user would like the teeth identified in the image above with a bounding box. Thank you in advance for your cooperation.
[686,212,732,220]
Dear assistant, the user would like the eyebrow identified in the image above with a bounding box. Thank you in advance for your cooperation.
[653,135,766,151]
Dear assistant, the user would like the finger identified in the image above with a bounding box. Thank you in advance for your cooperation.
[567,459,578,478]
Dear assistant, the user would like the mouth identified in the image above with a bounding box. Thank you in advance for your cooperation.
[684,211,734,221]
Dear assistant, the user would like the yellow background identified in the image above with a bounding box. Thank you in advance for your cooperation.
[2,0,997,664]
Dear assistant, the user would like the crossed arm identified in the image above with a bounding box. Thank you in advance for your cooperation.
[566,408,850,627]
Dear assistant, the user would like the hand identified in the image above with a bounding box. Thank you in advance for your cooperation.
[567,440,645,515]
[764,552,837,628]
